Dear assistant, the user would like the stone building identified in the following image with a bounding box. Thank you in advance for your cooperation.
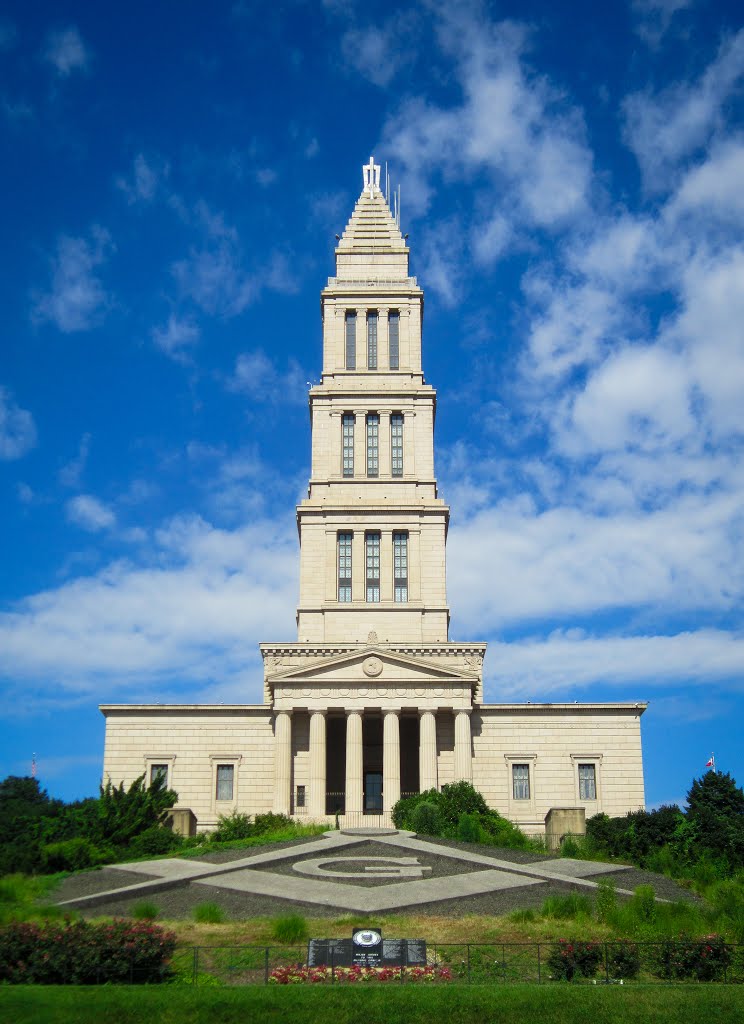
[101,159,646,834]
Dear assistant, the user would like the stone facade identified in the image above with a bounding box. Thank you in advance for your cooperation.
[101,159,646,832]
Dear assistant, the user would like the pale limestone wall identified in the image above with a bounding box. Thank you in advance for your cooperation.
[101,707,275,831]
[472,706,645,834]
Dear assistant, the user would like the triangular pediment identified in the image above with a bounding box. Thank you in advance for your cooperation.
[268,646,475,686]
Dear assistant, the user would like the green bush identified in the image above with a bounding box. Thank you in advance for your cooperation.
[40,838,111,873]
[540,893,593,921]
[607,940,641,979]
[631,884,657,924]
[595,877,618,922]
[211,811,254,843]
[128,825,183,858]
[193,902,226,924]
[253,812,293,835]
[271,913,309,943]
[131,901,159,920]
[546,940,603,981]
[0,919,176,984]
[560,835,580,858]
[652,933,732,981]
[457,812,484,844]
[480,811,533,850]
[410,801,442,836]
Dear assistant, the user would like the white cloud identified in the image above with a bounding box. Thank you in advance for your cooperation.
[226,350,306,404]
[66,494,116,532]
[31,228,112,333]
[340,20,413,87]
[152,315,201,362]
[670,139,744,220]
[59,433,91,487]
[115,153,169,204]
[471,212,512,267]
[482,629,744,700]
[0,514,298,707]
[43,26,90,77]
[0,387,36,460]
[631,0,695,48]
[622,30,744,190]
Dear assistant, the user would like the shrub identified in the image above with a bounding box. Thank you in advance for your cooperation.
[541,893,592,921]
[131,900,159,920]
[480,811,532,850]
[410,801,442,836]
[631,884,657,924]
[211,811,254,843]
[457,812,484,844]
[560,835,580,858]
[607,940,641,979]
[40,837,111,873]
[652,933,732,981]
[0,919,176,984]
[253,812,293,835]
[595,877,617,922]
[128,825,183,858]
[193,901,225,923]
[546,940,602,981]
[272,913,309,943]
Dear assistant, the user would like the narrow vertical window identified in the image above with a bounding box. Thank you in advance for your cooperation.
[388,311,399,370]
[578,764,597,800]
[393,532,408,602]
[365,532,380,602]
[338,532,352,602]
[512,764,530,800]
[391,413,403,477]
[366,414,379,476]
[345,311,356,370]
[367,311,378,370]
[342,413,354,477]
[150,764,168,787]
[216,764,234,801]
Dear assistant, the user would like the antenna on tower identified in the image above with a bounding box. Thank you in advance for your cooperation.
[385,162,389,206]
[31,752,37,779]
[396,184,401,228]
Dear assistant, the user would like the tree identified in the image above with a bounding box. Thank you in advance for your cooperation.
[685,770,744,870]
[97,773,178,849]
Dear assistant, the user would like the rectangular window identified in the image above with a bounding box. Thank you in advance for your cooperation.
[578,764,597,800]
[216,764,234,801]
[512,764,530,800]
[366,532,380,602]
[342,413,354,477]
[393,532,408,602]
[345,311,356,370]
[367,311,378,370]
[338,532,352,602]
[150,764,168,787]
[366,414,379,476]
[388,311,399,370]
[296,785,306,809]
[391,413,403,476]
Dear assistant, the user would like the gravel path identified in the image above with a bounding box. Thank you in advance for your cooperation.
[52,867,160,903]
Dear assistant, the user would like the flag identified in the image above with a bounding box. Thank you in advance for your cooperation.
[706,756,714,768]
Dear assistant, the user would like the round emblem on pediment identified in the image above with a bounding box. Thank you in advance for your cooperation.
[363,656,383,677]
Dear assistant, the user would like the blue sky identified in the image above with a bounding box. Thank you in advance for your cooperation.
[1,0,743,809]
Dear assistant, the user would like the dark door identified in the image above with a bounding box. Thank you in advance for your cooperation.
[364,771,383,813]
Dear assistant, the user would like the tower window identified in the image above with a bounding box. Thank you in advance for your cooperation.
[216,764,234,801]
[367,311,378,370]
[388,311,399,370]
[338,532,352,602]
[366,532,380,602]
[342,413,354,477]
[512,764,530,800]
[393,532,408,602]
[366,414,379,476]
[391,413,403,476]
[578,764,597,800]
[345,311,356,370]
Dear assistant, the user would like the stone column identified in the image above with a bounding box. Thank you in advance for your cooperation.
[383,710,401,816]
[273,710,292,815]
[308,710,327,819]
[453,710,473,782]
[419,710,438,792]
[345,710,363,819]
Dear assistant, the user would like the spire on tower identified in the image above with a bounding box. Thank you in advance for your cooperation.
[363,156,381,199]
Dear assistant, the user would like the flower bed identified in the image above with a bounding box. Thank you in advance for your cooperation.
[269,963,453,984]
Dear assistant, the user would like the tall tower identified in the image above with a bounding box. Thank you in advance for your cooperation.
[261,159,486,824]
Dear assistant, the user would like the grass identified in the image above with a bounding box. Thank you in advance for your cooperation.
[2,984,744,1024]
[192,902,226,924]
[131,900,159,920]
[0,873,70,925]
[271,913,309,943]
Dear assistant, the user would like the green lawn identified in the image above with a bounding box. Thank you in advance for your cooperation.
[2,985,743,1024]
